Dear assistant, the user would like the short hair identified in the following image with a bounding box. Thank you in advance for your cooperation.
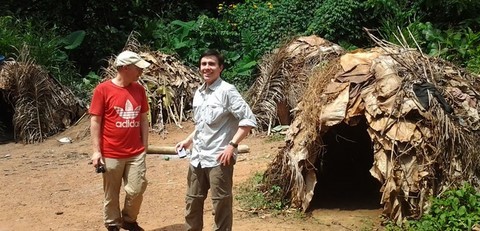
[199,49,224,67]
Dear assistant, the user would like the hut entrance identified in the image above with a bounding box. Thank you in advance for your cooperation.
[0,90,14,143]
[310,117,381,210]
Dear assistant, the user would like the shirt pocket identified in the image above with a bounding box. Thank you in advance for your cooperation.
[192,105,201,125]
[205,104,226,125]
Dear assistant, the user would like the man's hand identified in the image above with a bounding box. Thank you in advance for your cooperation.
[91,151,104,168]
[217,144,235,166]
[175,138,193,152]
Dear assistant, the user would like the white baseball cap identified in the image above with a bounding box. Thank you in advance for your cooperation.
[114,50,151,69]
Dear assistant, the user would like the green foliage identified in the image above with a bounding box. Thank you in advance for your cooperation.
[386,184,480,231]
[266,133,285,143]
[364,0,424,26]
[221,48,259,91]
[364,0,424,44]
[3,0,480,98]
[163,20,200,61]
[367,0,480,74]
[3,0,206,75]
[359,219,378,231]
[150,15,260,91]
[235,172,288,211]
[235,172,268,209]
[406,22,480,73]
[59,30,86,50]
[307,0,366,46]
[421,0,480,25]
[0,16,80,87]
[364,0,480,30]
[151,15,240,65]
[78,71,101,100]
[222,0,320,55]
[150,0,324,90]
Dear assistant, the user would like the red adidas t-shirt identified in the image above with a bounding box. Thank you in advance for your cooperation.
[89,80,149,158]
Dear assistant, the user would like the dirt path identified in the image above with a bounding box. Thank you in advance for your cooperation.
[0,121,384,231]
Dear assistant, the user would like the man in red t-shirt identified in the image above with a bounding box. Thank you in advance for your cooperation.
[90,50,150,231]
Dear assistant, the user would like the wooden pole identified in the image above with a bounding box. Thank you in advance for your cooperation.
[147,145,250,154]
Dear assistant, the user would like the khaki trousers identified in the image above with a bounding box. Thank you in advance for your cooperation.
[103,152,148,227]
[185,164,234,231]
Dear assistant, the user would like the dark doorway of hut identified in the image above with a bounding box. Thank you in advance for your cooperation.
[0,91,14,143]
[309,117,382,211]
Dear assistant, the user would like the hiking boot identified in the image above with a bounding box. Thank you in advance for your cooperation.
[106,226,120,231]
[122,221,144,231]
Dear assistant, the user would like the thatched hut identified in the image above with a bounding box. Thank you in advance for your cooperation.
[101,35,203,135]
[262,37,480,222]
[247,35,344,132]
[0,50,85,143]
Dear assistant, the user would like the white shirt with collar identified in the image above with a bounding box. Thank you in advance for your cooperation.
[190,78,257,168]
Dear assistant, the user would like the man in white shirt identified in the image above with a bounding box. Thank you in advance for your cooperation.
[176,49,257,231]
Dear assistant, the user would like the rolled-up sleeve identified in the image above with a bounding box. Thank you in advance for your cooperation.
[227,86,257,128]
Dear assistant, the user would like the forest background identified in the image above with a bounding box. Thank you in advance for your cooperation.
[1,0,480,99]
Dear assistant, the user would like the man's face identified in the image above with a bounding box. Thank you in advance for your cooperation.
[127,65,144,81]
[200,55,223,85]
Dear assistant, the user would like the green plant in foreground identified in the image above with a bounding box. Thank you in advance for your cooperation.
[235,172,266,209]
[235,172,288,212]
[359,218,377,231]
[266,133,285,143]
[386,184,480,231]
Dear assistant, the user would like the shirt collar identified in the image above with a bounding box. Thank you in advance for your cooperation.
[200,78,222,93]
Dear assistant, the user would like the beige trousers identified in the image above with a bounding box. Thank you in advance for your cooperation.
[103,152,148,227]
[185,164,234,231]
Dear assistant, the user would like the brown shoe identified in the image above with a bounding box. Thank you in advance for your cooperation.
[122,221,144,231]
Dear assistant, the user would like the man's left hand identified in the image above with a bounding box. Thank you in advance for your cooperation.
[217,144,235,166]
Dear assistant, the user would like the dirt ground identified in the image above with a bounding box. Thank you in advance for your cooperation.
[0,119,385,231]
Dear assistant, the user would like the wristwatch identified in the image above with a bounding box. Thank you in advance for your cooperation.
[228,141,238,148]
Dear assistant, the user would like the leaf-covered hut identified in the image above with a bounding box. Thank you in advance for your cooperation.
[262,35,480,222]
[0,49,85,143]
[247,35,344,132]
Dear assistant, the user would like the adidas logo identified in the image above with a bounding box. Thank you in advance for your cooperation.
[116,119,140,128]
[114,100,141,128]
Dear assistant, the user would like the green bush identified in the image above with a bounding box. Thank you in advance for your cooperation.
[235,172,288,211]
[420,0,480,25]
[307,0,366,46]
[149,15,253,89]
[364,0,423,24]
[218,0,323,89]
[222,0,319,55]
[151,15,240,65]
[365,0,480,74]
[386,184,480,231]
[364,0,424,45]
[407,22,480,74]
[0,16,82,90]
[149,14,262,91]
[150,1,325,91]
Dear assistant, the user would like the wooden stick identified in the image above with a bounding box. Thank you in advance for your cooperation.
[179,93,184,123]
[147,145,250,154]
[168,105,182,128]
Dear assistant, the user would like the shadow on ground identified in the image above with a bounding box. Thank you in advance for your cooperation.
[151,223,184,231]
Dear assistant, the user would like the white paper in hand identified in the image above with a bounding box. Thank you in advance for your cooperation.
[177,148,187,158]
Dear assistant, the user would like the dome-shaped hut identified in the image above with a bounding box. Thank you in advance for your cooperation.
[262,38,480,222]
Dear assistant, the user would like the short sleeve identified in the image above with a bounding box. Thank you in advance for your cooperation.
[89,86,105,116]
